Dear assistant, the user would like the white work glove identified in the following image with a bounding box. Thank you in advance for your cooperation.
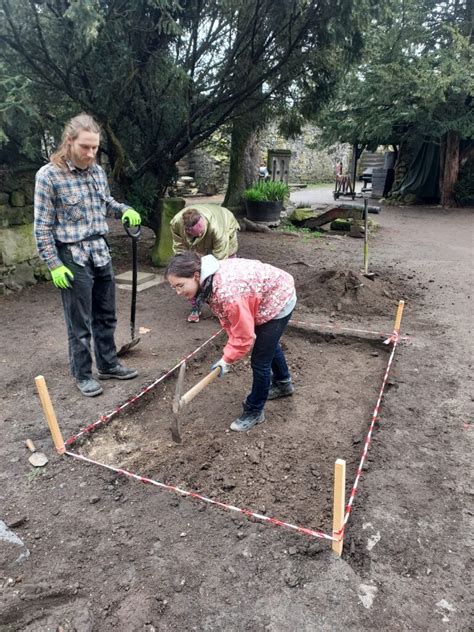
[211,358,231,377]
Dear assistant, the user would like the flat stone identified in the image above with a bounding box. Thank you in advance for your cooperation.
[116,271,164,292]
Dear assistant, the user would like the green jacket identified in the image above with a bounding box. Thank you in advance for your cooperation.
[170,204,240,259]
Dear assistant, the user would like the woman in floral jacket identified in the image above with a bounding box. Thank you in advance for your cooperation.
[165,252,296,432]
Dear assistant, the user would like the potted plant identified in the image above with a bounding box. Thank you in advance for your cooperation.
[243,180,289,224]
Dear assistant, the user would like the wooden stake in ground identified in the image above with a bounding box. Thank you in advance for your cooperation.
[35,375,65,454]
[332,458,346,556]
[394,300,405,332]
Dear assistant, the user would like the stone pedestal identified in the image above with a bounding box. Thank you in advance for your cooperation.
[267,149,292,184]
[150,197,186,267]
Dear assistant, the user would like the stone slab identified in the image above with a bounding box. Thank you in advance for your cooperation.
[115,270,157,286]
[116,271,164,292]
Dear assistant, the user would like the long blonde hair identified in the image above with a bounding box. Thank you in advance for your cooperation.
[50,113,101,168]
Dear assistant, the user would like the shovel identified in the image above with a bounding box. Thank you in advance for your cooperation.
[25,439,48,467]
[118,220,141,356]
[171,364,221,443]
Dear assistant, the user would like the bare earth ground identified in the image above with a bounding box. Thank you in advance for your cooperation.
[0,193,473,631]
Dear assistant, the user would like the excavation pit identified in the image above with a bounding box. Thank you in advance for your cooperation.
[77,329,391,533]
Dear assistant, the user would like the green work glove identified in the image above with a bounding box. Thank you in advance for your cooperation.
[122,208,141,226]
[51,265,74,289]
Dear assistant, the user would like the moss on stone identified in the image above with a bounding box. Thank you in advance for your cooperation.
[150,198,186,267]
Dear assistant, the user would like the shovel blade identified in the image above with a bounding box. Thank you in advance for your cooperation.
[117,336,141,357]
[170,362,186,443]
[170,416,182,444]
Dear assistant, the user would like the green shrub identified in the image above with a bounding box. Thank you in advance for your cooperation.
[243,180,289,202]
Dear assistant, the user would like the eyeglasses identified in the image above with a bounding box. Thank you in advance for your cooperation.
[169,282,185,291]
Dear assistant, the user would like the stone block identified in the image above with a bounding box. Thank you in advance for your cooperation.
[0,223,37,265]
[9,261,37,286]
[289,208,315,222]
[0,205,34,227]
[0,192,9,205]
[150,198,186,267]
[10,191,25,207]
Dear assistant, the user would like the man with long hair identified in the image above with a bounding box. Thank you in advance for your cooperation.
[34,113,140,397]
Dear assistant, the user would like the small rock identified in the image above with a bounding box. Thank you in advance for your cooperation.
[246,449,260,465]
[173,578,185,592]
[288,546,297,556]
[307,541,324,556]
[89,496,100,504]
[222,481,236,491]
[283,572,299,588]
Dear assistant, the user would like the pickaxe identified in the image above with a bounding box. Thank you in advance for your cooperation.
[171,363,221,443]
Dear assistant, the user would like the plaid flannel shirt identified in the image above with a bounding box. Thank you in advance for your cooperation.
[34,160,128,269]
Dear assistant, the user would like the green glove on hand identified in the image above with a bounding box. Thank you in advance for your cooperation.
[122,208,141,226]
[51,265,74,289]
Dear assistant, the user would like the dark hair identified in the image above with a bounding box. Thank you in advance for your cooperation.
[164,251,202,279]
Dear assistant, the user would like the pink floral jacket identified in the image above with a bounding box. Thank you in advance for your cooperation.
[206,258,295,363]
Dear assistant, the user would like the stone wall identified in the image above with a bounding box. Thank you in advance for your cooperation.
[188,123,351,192]
[260,123,351,184]
[187,148,229,194]
[0,165,48,293]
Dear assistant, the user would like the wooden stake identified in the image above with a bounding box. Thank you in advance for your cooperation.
[394,299,405,332]
[332,458,346,556]
[35,375,65,454]
[363,197,369,274]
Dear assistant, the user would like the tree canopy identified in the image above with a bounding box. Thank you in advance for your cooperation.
[317,0,473,149]
[0,0,366,221]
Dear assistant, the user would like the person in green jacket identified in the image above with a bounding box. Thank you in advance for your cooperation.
[170,204,240,322]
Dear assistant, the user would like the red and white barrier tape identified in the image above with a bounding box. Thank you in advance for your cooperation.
[62,321,404,543]
[342,329,401,531]
[65,449,337,541]
[64,329,224,447]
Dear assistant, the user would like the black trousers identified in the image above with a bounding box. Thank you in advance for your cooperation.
[59,248,118,380]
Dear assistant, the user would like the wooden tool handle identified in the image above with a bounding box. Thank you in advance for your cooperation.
[35,375,65,454]
[180,366,221,407]
[26,438,36,453]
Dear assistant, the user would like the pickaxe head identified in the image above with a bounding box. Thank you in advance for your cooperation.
[171,362,186,443]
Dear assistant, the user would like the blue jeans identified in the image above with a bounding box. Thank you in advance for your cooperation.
[244,311,293,413]
[59,247,118,380]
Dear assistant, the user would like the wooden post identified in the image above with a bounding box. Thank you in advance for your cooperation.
[332,458,346,556]
[394,300,405,333]
[363,197,369,274]
[35,375,65,454]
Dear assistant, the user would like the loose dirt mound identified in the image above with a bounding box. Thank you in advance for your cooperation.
[297,269,399,317]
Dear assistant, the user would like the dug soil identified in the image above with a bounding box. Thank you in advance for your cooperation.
[1,202,472,631]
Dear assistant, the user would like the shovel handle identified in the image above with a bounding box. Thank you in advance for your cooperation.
[26,439,36,453]
[180,366,221,407]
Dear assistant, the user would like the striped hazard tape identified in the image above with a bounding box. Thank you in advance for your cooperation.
[64,329,224,447]
[65,450,338,541]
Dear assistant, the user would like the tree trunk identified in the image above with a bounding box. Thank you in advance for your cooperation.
[440,130,460,207]
[224,117,261,208]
